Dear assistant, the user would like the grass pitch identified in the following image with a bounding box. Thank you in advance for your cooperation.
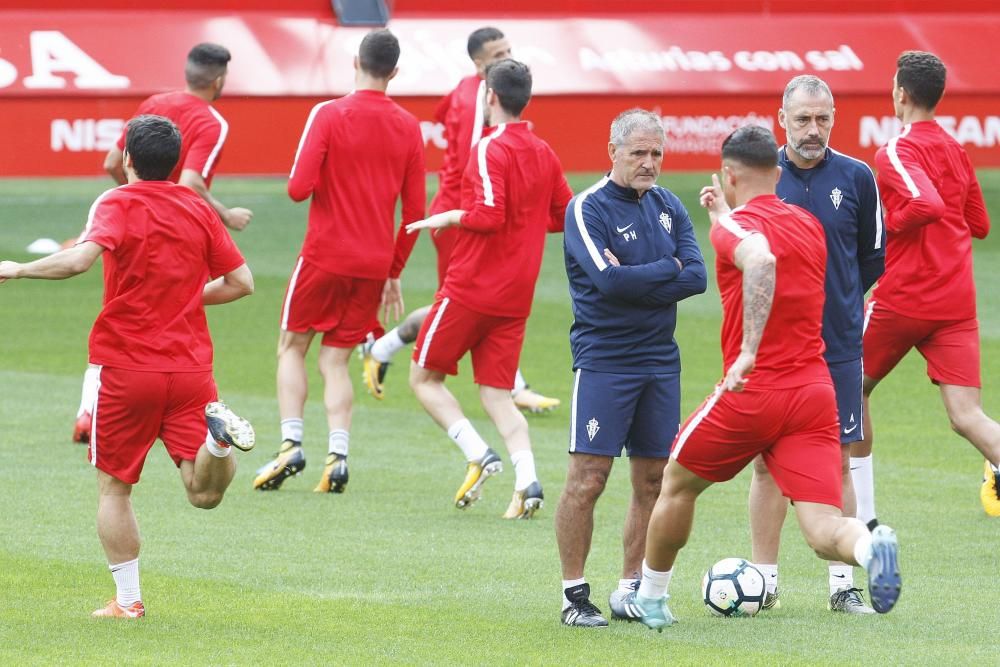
[1,172,998,665]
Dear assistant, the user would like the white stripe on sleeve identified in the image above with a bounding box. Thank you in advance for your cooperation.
[886,124,920,198]
[477,123,506,207]
[717,213,753,240]
[573,176,611,271]
[289,99,336,179]
[202,106,229,180]
[470,80,486,147]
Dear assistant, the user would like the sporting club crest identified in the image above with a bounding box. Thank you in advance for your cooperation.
[830,187,844,210]
[659,211,672,233]
[586,418,600,441]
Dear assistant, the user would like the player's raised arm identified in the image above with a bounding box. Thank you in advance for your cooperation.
[0,241,103,283]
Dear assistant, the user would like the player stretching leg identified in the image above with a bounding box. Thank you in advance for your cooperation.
[360,27,559,414]
[1,115,255,617]
[861,51,1000,519]
[73,43,253,444]
[407,60,572,517]
[625,127,900,630]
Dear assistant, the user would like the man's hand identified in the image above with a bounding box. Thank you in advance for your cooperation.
[406,210,463,233]
[723,350,756,392]
[223,207,254,231]
[0,260,22,283]
[699,173,732,222]
[603,248,620,267]
[381,278,404,322]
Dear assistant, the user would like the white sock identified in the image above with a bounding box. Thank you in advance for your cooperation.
[328,429,349,457]
[512,368,528,395]
[205,429,232,458]
[78,365,100,417]
[850,455,876,525]
[853,532,873,570]
[510,450,537,491]
[562,577,586,610]
[109,558,141,607]
[281,418,304,444]
[638,560,672,600]
[755,563,778,594]
[371,328,406,363]
[829,563,854,593]
[447,419,489,462]
[618,578,639,593]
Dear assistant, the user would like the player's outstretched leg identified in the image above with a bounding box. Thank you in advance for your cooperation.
[512,369,561,413]
[206,402,255,451]
[361,305,431,400]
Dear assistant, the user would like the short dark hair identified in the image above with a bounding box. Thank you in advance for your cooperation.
[467,27,505,59]
[358,29,400,79]
[125,115,181,181]
[721,125,779,169]
[185,43,231,89]
[897,50,946,110]
[486,59,532,117]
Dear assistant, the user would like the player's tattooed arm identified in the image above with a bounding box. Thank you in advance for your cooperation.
[725,233,775,391]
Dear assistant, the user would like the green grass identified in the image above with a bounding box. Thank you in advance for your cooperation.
[1,172,999,665]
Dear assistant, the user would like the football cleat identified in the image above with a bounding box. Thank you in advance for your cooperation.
[205,402,255,452]
[314,453,349,493]
[980,459,1000,517]
[512,387,561,414]
[608,581,644,621]
[73,410,92,444]
[92,599,145,619]
[454,448,503,509]
[829,586,875,614]
[866,524,901,613]
[561,583,609,628]
[761,590,781,611]
[253,440,306,490]
[360,341,390,401]
[501,480,544,519]
[634,592,677,632]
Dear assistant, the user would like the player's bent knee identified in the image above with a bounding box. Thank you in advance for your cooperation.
[188,490,225,509]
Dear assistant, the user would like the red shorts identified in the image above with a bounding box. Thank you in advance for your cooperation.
[413,296,525,389]
[672,382,842,508]
[863,300,980,387]
[280,257,385,347]
[89,366,218,485]
[430,227,459,287]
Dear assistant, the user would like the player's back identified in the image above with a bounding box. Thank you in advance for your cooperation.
[873,120,988,319]
[290,90,424,280]
[711,194,829,389]
[130,91,225,185]
[445,122,569,318]
[433,75,483,211]
[86,182,242,371]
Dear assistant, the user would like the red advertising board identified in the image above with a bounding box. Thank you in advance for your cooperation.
[1,11,998,175]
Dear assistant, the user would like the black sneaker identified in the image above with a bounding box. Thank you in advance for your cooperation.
[561,583,609,627]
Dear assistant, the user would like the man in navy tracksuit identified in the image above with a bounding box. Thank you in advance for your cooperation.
[555,109,707,627]
[748,75,885,614]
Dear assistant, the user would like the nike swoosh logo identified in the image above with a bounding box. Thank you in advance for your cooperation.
[615,223,634,233]
[843,425,858,434]
[832,574,847,579]
[849,466,860,471]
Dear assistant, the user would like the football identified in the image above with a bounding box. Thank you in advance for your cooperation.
[702,558,766,617]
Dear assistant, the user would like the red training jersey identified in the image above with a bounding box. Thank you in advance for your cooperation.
[115,91,228,187]
[288,89,426,280]
[430,75,486,213]
[872,120,990,320]
[81,181,245,372]
[441,121,572,318]
[710,194,830,389]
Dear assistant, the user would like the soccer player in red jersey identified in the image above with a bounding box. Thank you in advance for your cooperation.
[861,51,1000,517]
[0,115,255,618]
[73,43,253,445]
[361,27,561,414]
[623,126,901,630]
[406,59,572,518]
[253,29,426,494]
